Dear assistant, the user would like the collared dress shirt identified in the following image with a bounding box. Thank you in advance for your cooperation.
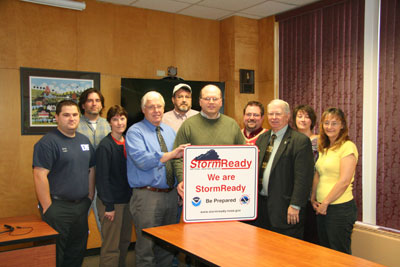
[162,109,199,133]
[260,125,288,196]
[260,125,301,210]
[126,118,176,189]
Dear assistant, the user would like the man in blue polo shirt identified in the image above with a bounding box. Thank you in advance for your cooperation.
[126,91,188,267]
[33,100,95,267]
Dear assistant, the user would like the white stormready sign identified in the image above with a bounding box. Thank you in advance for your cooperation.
[183,145,258,223]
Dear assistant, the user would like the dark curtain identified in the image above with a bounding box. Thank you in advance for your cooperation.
[377,0,400,229]
[277,0,364,219]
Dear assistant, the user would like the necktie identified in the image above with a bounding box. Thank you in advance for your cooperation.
[156,126,175,188]
[259,134,277,190]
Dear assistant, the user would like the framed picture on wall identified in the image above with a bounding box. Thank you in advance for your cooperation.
[20,67,100,135]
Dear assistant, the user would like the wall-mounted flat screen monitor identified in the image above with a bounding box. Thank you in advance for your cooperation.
[121,78,225,128]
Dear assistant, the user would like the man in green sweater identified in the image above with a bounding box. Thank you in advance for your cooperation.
[173,84,245,196]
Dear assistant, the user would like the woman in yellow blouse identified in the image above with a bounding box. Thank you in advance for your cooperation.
[311,107,358,254]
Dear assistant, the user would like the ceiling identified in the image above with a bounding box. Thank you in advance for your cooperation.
[97,0,321,20]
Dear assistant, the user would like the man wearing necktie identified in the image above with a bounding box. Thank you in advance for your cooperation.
[251,99,314,239]
[126,91,189,267]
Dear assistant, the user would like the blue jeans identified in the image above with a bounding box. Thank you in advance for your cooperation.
[316,199,357,254]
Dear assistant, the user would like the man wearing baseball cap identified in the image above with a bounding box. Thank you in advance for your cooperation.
[162,83,199,133]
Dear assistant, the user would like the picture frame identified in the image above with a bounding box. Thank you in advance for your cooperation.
[20,67,100,135]
[239,69,255,94]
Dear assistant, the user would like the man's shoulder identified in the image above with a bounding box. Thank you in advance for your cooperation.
[181,113,201,125]
[77,116,88,126]
[128,120,146,130]
[161,110,177,124]
[75,131,92,142]
[97,116,109,125]
[35,130,90,148]
[163,110,175,117]
[289,128,310,141]
[97,116,108,122]
[160,122,175,134]
[187,109,199,116]
[256,129,272,142]
[220,114,239,124]
[36,129,59,145]
[126,120,155,137]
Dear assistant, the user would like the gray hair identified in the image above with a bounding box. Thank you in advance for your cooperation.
[141,91,165,109]
[267,99,290,114]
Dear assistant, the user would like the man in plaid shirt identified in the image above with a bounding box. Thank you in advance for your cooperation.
[77,88,111,232]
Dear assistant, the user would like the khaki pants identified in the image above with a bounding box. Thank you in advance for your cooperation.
[97,199,133,267]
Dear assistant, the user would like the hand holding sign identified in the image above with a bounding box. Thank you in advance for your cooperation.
[183,145,258,223]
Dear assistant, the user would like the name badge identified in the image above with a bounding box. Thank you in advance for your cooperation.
[81,144,90,151]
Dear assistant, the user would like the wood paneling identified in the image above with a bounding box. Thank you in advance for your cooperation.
[234,17,259,127]
[175,16,220,81]
[77,0,115,74]
[0,1,17,69]
[220,16,275,128]
[0,69,41,218]
[0,0,275,249]
[258,17,277,129]
[16,1,78,70]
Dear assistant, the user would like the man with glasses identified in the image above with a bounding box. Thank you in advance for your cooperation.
[125,91,188,267]
[162,83,199,133]
[242,101,267,145]
[173,84,245,197]
[251,99,314,239]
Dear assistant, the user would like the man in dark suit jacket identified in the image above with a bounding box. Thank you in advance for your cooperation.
[251,99,314,239]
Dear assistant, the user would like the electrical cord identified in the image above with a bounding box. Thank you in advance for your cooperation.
[1,224,33,236]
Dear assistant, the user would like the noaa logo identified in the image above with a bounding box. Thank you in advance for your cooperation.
[191,197,201,207]
[240,195,250,205]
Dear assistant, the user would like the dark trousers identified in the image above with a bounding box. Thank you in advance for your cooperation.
[303,200,319,244]
[39,198,91,267]
[245,194,304,240]
[316,199,357,254]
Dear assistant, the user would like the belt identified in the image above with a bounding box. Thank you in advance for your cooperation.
[136,186,173,193]
[51,194,87,203]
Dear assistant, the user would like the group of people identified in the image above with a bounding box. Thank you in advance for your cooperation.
[291,104,358,254]
[32,83,358,267]
[242,100,358,254]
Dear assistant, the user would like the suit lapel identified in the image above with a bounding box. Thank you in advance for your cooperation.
[258,130,272,170]
[270,127,292,172]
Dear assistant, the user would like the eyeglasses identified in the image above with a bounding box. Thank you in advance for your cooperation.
[145,105,163,111]
[323,121,341,127]
[245,113,261,118]
[201,97,221,102]
[175,95,191,100]
[267,112,284,117]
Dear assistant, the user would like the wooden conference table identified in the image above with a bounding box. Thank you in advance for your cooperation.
[144,221,384,267]
[0,215,58,267]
